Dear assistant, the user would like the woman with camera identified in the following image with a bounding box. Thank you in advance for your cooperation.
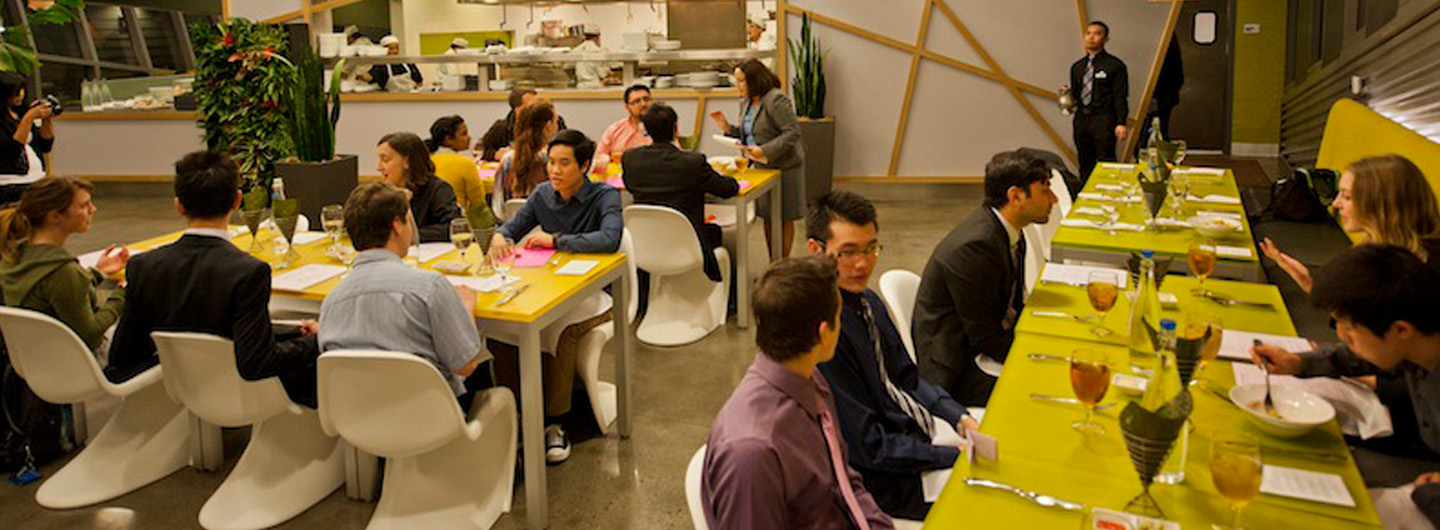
[0,72,55,203]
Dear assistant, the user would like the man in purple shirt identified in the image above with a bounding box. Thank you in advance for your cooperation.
[703,256,894,530]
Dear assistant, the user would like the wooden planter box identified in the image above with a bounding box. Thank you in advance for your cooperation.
[276,154,359,223]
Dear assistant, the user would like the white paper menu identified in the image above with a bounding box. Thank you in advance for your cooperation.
[272,264,346,291]
[1217,330,1312,361]
[1260,465,1356,507]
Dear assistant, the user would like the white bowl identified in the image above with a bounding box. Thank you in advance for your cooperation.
[1188,214,1242,238]
[653,40,682,51]
[1229,384,1335,439]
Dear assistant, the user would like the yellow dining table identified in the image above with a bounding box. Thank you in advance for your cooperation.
[128,226,632,530]
[591,163,784,329]
[923,268,1383,529]
[1051,164,1263,281]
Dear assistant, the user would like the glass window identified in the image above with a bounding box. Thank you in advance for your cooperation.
[135,8,185,71]
[84,5,138,65]
[32,19,84,57]
[1193,12,1217,45]
[38,62,87,107]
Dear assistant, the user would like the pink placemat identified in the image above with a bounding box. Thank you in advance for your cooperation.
[477,168,497,179]
[739,180,752,192]
[513,248,557,268]
[604,176,625,189]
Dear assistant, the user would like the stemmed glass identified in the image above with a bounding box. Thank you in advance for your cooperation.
[1086,270,1120,337]
[494,242,515,282]
[1069,348,1111,436]
[1210,432,1263,530]
[450,218,474,265]
[1168,172,1191,216]
[1188,239,1218,295]
[321,204,344,252]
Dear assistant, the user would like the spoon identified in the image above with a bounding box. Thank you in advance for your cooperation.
[1256,339,1279,418]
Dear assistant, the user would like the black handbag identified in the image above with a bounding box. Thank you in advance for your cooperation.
[1262,168,1334,223]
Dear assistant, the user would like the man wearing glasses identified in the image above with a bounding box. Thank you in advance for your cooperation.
[805,191,978,520]
[594,84,655,169]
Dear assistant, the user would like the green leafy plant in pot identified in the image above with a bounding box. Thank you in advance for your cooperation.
[278,50,359,223]
[788,12,835,204]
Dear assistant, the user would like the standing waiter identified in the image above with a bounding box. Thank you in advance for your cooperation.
[1068,21,1129,182]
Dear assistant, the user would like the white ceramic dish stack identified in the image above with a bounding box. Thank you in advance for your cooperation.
[317,33,346,58]
[652,40,682,51]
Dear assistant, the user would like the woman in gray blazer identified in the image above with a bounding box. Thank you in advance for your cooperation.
[710,59,805,259]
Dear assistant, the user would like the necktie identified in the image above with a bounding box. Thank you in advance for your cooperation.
[1003,237,1026,330]
[858,298,936,438]
[818,397,874,530]
[1082,56,1094,106]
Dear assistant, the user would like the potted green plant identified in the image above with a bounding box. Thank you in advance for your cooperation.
[277,50,357,223]
[789,13,833,203]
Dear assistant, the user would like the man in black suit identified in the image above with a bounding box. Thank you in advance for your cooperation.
[109,150,322,407]
[914,150,1057,406]
[622,102,740,281]
[1069,20,1129,182]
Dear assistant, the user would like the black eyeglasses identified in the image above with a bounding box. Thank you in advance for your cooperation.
[814,240,883,261]
[627,96,654,106]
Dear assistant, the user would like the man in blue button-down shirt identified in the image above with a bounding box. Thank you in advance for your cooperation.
[485,128,622,464]
[805,190,978,520]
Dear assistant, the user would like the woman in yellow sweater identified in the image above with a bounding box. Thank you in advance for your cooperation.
[426,115,489,210]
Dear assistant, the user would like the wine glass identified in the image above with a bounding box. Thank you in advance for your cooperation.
[1174,140,1188,167]
[450,218,474,262]
[1168,172,1190,216]
[1188,239,1218,295]
[1210,431,1263,530]
[241,209,266,254]
[321,204,344,251]
[1069,348,1111,436]
[1086,270,1120,337]
[494,244,515,282]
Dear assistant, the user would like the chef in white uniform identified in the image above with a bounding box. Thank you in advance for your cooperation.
[572,25,609,89]
[368,35,423,93]
[437,37,474,91]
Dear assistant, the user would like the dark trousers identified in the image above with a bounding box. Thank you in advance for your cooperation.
[1074,112,1119,183]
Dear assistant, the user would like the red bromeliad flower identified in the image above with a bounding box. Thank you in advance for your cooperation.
[220,34,235,47]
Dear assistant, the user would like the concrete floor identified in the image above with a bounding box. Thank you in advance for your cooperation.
[4,163,1338,529]
[0,181,984,530]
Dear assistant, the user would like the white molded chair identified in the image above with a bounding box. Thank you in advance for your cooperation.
[624,205,730,346]
[0,307,190,508]
[1050,168,1073,218]
[878,269,921,363]
[151,332,344,530]
[705,202,757,266]
[685,445,709,530]
[318,350,516,530]
[502,198,526,221]
[572,229,639,431]
[1022,225,1047,297]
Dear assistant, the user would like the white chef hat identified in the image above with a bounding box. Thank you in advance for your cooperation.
[379,35,400,47]
[747,16,767,29]
[451,37,470,48]
[343,25,359,37]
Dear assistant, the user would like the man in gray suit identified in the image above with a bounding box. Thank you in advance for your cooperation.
[914,151,1057,406]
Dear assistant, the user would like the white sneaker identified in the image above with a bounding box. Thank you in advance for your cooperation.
[545,424,571,464]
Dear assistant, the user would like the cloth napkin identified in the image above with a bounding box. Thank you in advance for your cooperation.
[1186,194,1242,205]
[1077,192,1140,203]
[1060,218,1144,231]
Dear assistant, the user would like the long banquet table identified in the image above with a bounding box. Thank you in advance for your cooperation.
[923,165,1383,529]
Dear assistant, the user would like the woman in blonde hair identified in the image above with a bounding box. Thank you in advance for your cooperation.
[1256,154,1440,476]
[0,176,128,354]
[1261,154,1440,291]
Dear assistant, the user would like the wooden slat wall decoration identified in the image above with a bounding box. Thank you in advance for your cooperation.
[1282,2,1440,169]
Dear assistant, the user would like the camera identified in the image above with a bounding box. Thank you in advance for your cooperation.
[41,94,62,116]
